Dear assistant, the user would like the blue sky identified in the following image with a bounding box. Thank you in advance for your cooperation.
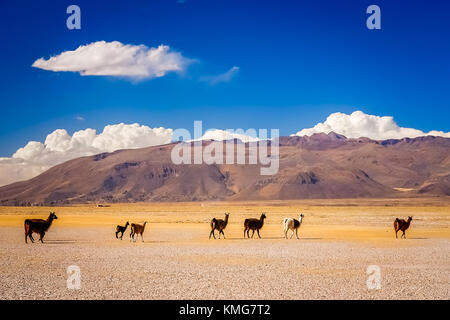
[0,0,449,156]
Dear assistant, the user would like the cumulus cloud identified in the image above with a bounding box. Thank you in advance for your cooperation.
[0,123,173,187]
[200,66,239,85]
[195,129,260,143]
[32,41,193,80]
[293,111,450,140]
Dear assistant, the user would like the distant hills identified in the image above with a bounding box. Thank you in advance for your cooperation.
[0,133,449,205]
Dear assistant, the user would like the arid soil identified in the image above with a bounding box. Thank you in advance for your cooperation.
[0,199,448,300]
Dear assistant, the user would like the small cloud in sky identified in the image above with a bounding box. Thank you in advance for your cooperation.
[76,116,85,121]
[200,66,239,85]
[192,129,260,143]
[32,41,194,81]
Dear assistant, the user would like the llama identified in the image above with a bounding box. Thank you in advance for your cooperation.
[244,213,266,238]
[115,221,129,240]
[209,213,230,239]
[130,221,148,242]
[283,213,304,239]
[394,216,413,239]
[24,212,58,244]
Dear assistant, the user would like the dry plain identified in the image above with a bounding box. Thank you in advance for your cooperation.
[0,198,449,300]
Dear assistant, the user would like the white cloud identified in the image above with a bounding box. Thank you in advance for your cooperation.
[293,110,450,140]
[32,41,193,80]
[195,129,260,143]
[200,66,239,85]
[0,123,173,187]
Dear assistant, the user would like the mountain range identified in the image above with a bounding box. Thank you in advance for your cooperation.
[0,132,448,205]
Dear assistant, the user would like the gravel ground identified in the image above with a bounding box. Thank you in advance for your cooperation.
[0,226,448,300]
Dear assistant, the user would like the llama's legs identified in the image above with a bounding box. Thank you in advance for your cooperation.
[402,231,406,239]
[141,234,144,242]
[115,231,119,239]
[221,230,225,239]
[25,231,32,243]
[295,228,299,239]
[251,230,255,238]
[257,229,261,239]
[290,230,294,239]
[395,230,398,239]
[39,232,45,243]
[209,230,215,239]
[244,228,247,238]
[247,229,250,238]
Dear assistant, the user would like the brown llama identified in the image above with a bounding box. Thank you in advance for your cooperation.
[209,213,230,239]
[244,213,267,238]
[130,221,148,242]
[24,212,58,244]
[115,221,129,240]
[394,216,413,239]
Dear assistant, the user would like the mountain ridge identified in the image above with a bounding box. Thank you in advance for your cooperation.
[1,132,449,205]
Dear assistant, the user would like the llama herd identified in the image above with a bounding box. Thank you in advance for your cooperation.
[115,221,148,242]
[23,211,414,244]
[210,212,304,239]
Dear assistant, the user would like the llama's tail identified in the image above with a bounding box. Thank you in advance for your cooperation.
[394,218,399,230]
[211,218,217,230]
[282,218,289,230]
[24,219,30,234]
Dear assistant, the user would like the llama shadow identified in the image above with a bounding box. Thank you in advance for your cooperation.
[223,236,323,241]
[137,240,170,244]
[43,240,78,244]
